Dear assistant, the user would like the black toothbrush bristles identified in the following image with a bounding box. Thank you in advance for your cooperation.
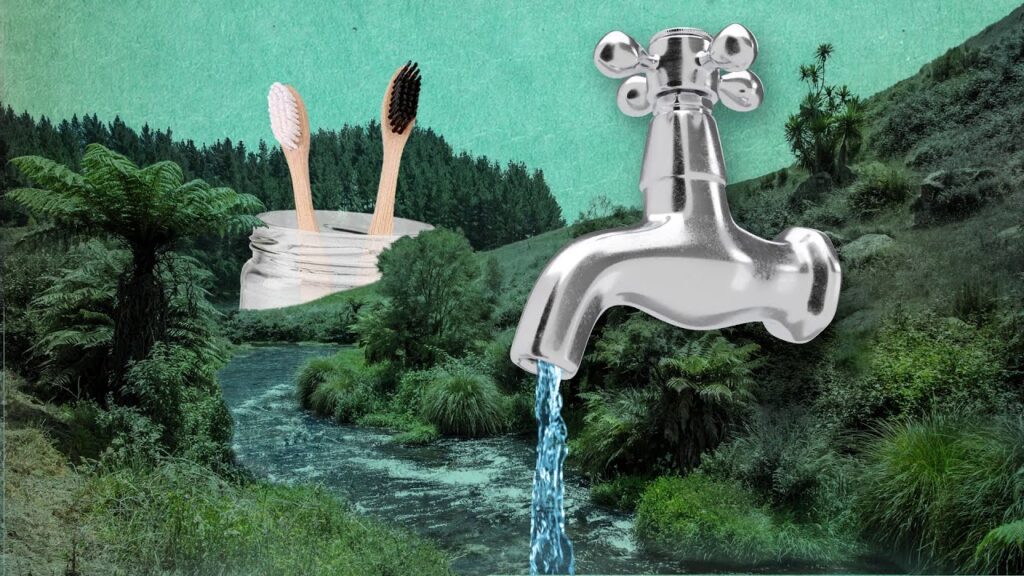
[388,61,421,135]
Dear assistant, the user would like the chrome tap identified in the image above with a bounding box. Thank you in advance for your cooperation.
[510,25,841,379]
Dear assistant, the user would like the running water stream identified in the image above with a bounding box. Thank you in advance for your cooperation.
[530,361,575,575]
[219,345,899,575]
[219,345,671,576]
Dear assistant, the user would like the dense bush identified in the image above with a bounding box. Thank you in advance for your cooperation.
[356,229,491,368]
[420,361,507,437]
[848,163,915,215]
[575,332,760,475]
[295,349,381,423]
[858,414,1024,573]
[866,312,1007,417]
[635,473,859,564]
[83,460,453,575]
[701,409,853,513]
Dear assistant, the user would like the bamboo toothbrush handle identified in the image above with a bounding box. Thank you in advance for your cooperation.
[368,138,405,236]
[285,150,318,233]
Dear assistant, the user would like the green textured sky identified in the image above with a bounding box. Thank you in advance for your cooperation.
[1,1,1019,218]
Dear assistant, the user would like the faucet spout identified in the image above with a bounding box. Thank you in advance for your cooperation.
[510,25,841,379]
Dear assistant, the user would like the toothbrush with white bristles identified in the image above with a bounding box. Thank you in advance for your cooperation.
[268,82,318,232]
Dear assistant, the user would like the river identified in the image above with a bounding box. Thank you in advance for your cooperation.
[218,344,899,576]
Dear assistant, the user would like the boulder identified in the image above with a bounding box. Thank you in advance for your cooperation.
[841,234,894,267]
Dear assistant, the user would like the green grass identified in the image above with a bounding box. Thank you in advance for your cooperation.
[420,364,508,438]
[858,414,1024,572]
[590,475,651,512]
[83,460,453,575]
[295,348,381,423]
[634,473,860,565]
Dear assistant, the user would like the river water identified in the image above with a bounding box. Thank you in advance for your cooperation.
[218,344,899,576]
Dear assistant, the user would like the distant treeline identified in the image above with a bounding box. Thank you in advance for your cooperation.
[0,104,564,251]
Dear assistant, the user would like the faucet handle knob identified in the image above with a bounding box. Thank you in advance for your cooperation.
[704,24,758,72]
[616,75,653,116]
[718,70,764,112]
[594,31,658,79]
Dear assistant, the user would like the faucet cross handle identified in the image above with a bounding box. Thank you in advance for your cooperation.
[594,24,764,116]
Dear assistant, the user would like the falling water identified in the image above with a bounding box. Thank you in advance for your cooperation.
[530,360,576,575]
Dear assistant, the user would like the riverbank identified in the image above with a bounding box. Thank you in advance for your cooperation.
[1,370,454,576]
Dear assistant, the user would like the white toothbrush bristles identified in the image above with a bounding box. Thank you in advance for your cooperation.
[268,82,301,151]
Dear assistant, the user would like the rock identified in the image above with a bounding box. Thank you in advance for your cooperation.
[789,172,834,209]
[913,168,1004,225]
[841,234,894,266]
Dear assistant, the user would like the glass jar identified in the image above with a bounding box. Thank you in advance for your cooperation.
[239,210,433,310]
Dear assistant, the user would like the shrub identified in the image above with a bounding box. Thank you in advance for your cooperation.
[701,409,852,512]
[356,411,440,445]
[591,475,650,512]
[420,363,507,437]
[356,229,490,368]
[635,473,858,564]
[848,163,915,215]
[83,460,452,575]
[577,331,760,474]
[571,205,641,238]
[295,349,381,423]
[865,312,1007,418]
[972,520,1024,574]
[858,414,1024,572]
[484,330,528,393]
[913,170,1011,225]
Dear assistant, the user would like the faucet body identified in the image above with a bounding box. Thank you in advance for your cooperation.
[511,26,841,379]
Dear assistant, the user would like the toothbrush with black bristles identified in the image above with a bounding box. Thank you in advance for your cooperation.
[368,61,421,236]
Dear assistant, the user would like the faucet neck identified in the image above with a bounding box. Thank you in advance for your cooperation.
[639,92,728,218]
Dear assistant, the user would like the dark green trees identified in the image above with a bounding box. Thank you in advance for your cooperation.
[784,44,865,182]
[8,144,263,389]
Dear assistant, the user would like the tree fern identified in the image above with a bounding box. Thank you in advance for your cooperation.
[9,144,262,383]
[972,520,1024,574]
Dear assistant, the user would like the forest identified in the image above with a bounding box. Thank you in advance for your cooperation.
[4,5,1024,576]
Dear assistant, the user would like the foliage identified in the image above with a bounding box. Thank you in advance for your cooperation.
[26,240,120,397]
[575,328,760,474]
[865,312,1007,418]
[635,473,859,564]
[857,414,1024,573]
[295,349,381,423]
[420,361,507,437]
[571,202,641,238]
[701,409,852,512]
[225,298,364,344]
[590,475,650,512]
[82,460,453,576]
[972,519,1024,574]
[848,163,915,215]
[484,330,528,393]
[8,144,262,385]
[784,44,865,181]
[356,229,491,368]
[357,412,440,445]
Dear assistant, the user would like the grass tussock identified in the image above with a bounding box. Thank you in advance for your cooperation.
[420,364,507,437]
[858,414,1024,572]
